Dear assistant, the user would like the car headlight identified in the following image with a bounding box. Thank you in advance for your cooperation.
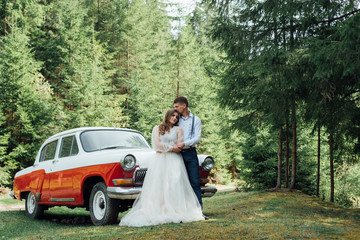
[201,156,214,171]
[120,154,136,171]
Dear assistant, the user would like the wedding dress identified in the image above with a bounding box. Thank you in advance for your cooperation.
[119,125,204,227]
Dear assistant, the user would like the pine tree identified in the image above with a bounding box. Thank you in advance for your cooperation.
[119,0,175,138]
[31,0,120,129]
[305,10,360,202]
[0,0,55,182]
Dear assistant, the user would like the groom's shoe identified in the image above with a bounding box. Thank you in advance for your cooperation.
[202,214,209,220]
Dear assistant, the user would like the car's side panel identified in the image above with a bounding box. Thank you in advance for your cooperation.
[40,174,51,202]
[13,169,45,200]
[74,163,124,202]
[35,162,133,206]
[49,157,75,201]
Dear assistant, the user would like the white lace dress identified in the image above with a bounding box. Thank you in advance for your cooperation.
[119,126,204,227]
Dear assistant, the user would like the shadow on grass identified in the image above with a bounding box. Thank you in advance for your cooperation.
[42,211,94,225]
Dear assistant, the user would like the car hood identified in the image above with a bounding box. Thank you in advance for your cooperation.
[97,148,157,169]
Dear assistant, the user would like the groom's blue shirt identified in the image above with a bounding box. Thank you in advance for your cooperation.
[178,112,201,148]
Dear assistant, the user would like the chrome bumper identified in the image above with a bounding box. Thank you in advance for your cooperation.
[107,185,217,200]
[201,185,217,197]
[107,186,142,200]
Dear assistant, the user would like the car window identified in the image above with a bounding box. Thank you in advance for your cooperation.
[59,135,79,158]
[80,130,150,152]
[40,140,58,162]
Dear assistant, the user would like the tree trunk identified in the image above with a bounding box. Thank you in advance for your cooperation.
[329,133,334,202]
[276,126,283,188]
[127,40,130,73]
[285,120,290,188]
[316,124,321,197]
[231,160,236,180]
[290,97,297,190]
[176,37,180,97]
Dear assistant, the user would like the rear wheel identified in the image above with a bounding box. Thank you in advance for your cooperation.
[89,182,119,225]
[25,192,44,219]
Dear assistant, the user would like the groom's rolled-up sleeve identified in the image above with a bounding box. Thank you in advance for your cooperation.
[184,117,201,147]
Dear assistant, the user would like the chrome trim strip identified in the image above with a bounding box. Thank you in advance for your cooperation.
[50,198,75,202]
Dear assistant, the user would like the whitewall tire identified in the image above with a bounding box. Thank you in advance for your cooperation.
[25,192,44,219]
[89,182,119,225]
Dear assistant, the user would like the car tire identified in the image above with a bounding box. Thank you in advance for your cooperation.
[25,191,44,219]
[89,182,119,225]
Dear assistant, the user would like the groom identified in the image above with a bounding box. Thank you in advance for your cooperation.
[173,96,204,214]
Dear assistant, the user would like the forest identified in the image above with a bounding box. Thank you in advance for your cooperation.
[0,0,359,207]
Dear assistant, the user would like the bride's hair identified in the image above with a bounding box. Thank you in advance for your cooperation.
[159,109,179,135]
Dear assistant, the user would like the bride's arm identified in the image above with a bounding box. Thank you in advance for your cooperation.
[177,126,184,144]
[151,126,173,152]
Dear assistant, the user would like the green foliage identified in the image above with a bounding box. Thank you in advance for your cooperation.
[240,127,278,188]
[0,0,233,188]
[0,0,359,208]
[119,0,176,138]
[0,0,57,184]
[0,167,10,187]
[209,0,360,205]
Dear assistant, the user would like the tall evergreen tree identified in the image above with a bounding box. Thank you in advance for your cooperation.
[119,0,175,137]
[0,0,55,181]
[31,0,119,129]
[305,10,360,201]
[209,0,359,198]
[208,0,311,189]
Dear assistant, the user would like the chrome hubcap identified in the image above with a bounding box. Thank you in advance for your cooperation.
[93,191,106,220]
[27,192,36,214]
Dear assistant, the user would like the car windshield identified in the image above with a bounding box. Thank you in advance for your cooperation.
[80,130,150,152]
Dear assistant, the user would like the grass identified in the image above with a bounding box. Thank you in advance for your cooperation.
[1,189,360,239]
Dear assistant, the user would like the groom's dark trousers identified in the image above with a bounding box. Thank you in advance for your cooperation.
[181,148,203,209]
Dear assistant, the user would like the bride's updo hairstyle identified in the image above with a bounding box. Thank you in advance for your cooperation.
[159,109,179,135]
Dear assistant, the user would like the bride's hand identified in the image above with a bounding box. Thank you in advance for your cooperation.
[176,142,185,148]
[172,145,181,153]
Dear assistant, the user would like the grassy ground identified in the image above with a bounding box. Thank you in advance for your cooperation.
[1,189,360,240]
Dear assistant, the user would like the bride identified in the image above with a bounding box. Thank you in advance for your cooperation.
[119,109,204,227]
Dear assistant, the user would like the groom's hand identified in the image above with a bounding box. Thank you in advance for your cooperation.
[176,142,185,148]
[172,145,182,152]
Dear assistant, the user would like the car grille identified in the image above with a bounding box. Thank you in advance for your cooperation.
[134,169,147,185]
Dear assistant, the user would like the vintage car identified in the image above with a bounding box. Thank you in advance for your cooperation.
[12,127,217,225]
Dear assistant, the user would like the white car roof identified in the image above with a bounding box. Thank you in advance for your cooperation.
[48,127,142,140]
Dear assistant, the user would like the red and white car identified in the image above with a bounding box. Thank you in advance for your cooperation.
[12,127,217,225]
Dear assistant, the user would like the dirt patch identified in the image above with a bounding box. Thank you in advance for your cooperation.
[215,184,236,192]
[0,202,25,211]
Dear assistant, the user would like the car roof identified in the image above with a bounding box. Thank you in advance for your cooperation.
[48,127,142,140]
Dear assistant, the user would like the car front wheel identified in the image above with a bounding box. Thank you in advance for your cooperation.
[25,191,44,219]
[89,182,119,225]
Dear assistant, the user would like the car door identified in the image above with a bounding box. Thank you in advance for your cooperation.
[49,135,79,202]
[35,139,59,202]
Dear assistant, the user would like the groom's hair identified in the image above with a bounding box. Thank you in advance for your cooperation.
[174,96,188,108]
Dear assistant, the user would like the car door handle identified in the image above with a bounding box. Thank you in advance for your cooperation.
[52,160,59,164]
